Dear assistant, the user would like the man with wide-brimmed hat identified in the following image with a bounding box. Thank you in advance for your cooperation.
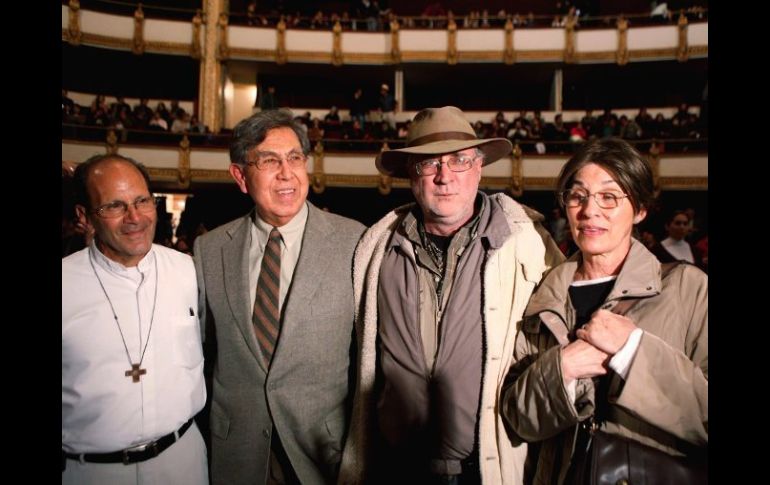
[339,106,563,485]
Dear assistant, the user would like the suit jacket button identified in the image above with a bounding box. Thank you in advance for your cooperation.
[262,429,270,439]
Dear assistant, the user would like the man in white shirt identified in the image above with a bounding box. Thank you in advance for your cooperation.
[62,154,208,484]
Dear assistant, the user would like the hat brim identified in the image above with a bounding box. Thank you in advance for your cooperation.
[375,138,513,178]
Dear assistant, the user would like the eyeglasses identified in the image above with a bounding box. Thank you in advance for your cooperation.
[413,155,477,176]
[92,195,157,219]
[244,152,308,171]
[560,189,629,209]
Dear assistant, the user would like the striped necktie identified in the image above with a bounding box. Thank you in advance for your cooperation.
[253,227,282,367]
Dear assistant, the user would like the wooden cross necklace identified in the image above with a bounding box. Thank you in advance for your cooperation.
[89,249,158,383]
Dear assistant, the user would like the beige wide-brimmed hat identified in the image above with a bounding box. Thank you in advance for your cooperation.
[375,106,512,178]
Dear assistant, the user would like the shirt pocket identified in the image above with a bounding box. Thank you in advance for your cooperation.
[172,315,204,368]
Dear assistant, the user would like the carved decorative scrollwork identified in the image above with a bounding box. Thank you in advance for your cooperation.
[178,135,191,188]
[133,4,145,54]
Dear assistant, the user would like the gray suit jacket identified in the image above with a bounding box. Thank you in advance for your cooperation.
[194,202,365,485]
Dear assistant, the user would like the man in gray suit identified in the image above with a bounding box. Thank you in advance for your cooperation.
[194,109,365,485]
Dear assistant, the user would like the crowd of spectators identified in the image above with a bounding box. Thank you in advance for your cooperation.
[236,0,707,31]
[64,88,706,154]
[62,89,209,136]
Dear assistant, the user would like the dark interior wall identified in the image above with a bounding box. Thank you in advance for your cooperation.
[254,63,395,110]
[62,44,199,100]
[403,63,556,111]
[563,59,708,110]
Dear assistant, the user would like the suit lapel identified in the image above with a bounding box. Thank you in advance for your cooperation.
[272,204,333,364]
[222,213,269,372]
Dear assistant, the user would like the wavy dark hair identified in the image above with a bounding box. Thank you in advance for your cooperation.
[556,137,655,215]
[229,109,311,165]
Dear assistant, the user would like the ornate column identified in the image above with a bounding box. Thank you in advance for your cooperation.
[66,0,82,46]
[390,16,401,63]
[276,18,287,64]
[447,18,458,65]
[178,135,191,188]
[677,11,689,62]
[133,4,145,54]
[106,130,118,155]
[191,9,203,59]
[199,0,224,133]
[311,141,326,193]
[616,16,629,66]
[504,18,515,65]
[332,20,343,66]
[378,142,392,195]
[564,13,577,63]
[217,12,230,60]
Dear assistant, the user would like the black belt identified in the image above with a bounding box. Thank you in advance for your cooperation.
[64,418,194,465]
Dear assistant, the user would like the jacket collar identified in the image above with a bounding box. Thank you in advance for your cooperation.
[525,238,663,320]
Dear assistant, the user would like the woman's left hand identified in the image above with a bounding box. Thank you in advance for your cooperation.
[575,309,637,356]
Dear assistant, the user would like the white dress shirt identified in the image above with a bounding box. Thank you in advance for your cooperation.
[661,237,694,263]
[248,202,309,311]
[62,243,206,453]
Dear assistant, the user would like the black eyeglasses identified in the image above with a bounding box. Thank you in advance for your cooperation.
[413,155,477,176]
[92,196,157,219]
[560,189,629,209]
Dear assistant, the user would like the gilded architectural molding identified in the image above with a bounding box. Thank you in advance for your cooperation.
[378,175,392,195]
[564,14,577,63]
[503,18,515,65]
[105,130,118,155]
[133,5,145,55]
[390,18,401,63]
[311,141,326,193]
[677,12,689,62]
[178,135,191,188]
[191,10,203,59]
[200,0,223,133]
[217,12,229,60]
[657,177,708,188]
[447,19,458,65]
[146,167,180,181]
[75,165,703,191]
[190,169,232,181]
[616,16,629,66]
[332,21,343,66]
[67,0,82,46]
[400,51,451,62]
[509,143,523,197]
[276,19,287,64]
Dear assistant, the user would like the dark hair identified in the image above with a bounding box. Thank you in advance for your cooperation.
[556,137,654,214]
[229,109,311,165]
[665,209,690,225]
[73,154,151,209]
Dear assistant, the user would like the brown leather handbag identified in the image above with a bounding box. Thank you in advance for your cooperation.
[588,429,707,485]
[558,262,708,484]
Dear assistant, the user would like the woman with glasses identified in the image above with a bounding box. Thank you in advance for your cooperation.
[501,137,708,484]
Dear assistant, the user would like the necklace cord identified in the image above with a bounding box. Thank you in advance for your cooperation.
[88,249,158,368]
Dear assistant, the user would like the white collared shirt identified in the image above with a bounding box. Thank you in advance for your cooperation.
[661,237,694,263]
[248,202,309,311]
[62,243,206,453]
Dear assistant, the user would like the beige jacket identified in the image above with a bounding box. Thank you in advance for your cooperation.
[339,193,563,485]
[501,239,708,484]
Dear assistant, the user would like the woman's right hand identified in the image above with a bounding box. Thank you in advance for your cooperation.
[560,340,609,386]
